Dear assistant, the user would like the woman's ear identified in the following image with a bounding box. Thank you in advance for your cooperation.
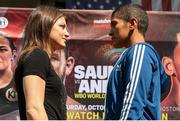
[65,56,75,76]
[12,49,17,62]
[162,56,175,76]
[11,50,17,71]
[129,18,138,30]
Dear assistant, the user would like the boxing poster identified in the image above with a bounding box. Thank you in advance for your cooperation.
[0,8,180,120]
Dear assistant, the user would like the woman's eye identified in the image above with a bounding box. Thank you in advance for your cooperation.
[51,53,60,60]
[0,48,8,52]
[111,21,117,27]
[59,24,65,29]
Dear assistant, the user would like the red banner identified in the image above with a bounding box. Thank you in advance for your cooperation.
[0,7,179,120]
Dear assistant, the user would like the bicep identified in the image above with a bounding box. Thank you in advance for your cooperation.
[23,75,46,108]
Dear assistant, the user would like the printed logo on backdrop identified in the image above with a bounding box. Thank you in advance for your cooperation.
[0,17,8,28]
[93,19,110,28]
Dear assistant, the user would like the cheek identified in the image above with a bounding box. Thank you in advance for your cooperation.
[117,27,129,37]
[122,27,129,35]
[52,61,60,69]
[173,57,180,81]
[50,29,63,41]
[0,54,12,61]
[174,47,180,79]
[174,61,180,80]
[0,56,12,70]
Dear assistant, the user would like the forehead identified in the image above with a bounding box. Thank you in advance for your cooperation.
[111,17,125,25]
[0,36,10,45]
[55,17,66,24]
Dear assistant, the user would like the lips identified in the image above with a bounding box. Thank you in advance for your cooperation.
[62,38,67,41]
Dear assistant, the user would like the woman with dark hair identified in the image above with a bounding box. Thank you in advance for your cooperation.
[14,6,69,120]
[0,32,19,120]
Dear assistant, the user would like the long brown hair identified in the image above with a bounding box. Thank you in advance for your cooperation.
[18,6,64,63]
[0,32,17,51]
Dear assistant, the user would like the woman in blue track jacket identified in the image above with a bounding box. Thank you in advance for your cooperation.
[105,4,169,120]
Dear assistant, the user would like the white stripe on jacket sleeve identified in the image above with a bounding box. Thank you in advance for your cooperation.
[120,44,146,120]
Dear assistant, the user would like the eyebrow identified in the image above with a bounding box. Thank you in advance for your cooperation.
[51,54,60,60]
[0,46,8,48]
[111,20,118,26]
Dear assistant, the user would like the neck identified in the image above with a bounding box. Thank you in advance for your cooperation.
[127,30,145,47]
[162,77,180,107]
[0,69,13,88]
[46,45,53,58]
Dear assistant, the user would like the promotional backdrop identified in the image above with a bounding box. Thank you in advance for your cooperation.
[0,8,180,120]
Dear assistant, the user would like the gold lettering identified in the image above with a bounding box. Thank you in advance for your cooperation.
[162,113,168,120]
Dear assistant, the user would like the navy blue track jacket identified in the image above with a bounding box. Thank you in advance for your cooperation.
[105,42,169,120]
